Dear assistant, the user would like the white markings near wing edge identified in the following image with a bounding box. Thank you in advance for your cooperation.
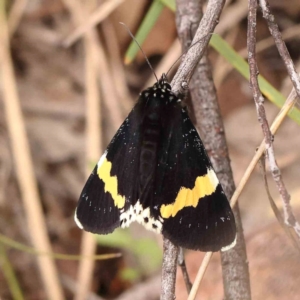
[74,208,83,229]
[120,200,163,233]
[221,234,237,252]
[97,150,108,168]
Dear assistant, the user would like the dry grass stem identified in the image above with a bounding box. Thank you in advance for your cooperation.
[0,2,64,299]
[63,0,125,47]
[187,252,213,300]
[101,20,132,113]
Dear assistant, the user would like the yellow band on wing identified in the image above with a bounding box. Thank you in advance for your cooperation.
[97,158,125,209]
[160,169,219,218]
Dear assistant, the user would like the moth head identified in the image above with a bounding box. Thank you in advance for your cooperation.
[153,73,171,91]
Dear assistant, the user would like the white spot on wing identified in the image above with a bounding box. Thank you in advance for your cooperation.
[97,150,108,168]
[74,208,83,229]
[120,200,163,233]
[207,168,219,188]
[221,235,237,252]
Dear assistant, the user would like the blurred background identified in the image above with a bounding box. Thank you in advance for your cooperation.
[0,0,300,299]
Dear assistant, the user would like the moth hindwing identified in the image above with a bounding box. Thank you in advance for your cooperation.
[75,74,236,252]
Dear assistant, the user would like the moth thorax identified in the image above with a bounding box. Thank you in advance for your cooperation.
[139,120,161,190]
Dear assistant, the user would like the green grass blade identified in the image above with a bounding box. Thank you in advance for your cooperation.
[0,245,25,300]
[210,34,300,125]
[159,0,176,11]
[124,0,164,64]
[0,234,119,260]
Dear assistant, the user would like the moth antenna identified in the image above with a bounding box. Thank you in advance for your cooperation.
[165,33,213,78]
[120,22,158,82]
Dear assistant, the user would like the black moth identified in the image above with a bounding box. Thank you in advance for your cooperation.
[75,74,236,251]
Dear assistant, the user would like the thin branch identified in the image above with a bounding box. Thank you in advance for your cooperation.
[258,155,300,252]
[171,0,226,95]
[259,0,300,99]
[248,0,300,239]
[176,0,251,299]
[177,248,192,293]
[160,238,178,300]
[160,1,228,298]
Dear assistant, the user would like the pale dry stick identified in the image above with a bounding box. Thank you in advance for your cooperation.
[187,89,297,300]
[63,0,125,47]
[0,3,64,300]
[187,252,213,300]
[7,0,28,36]
[61,1,102,299]
[101,20,132,113]
[77,31,102,300]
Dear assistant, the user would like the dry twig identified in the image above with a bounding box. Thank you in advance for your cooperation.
[168,0,300,297]
[187,75,298,300]
[172,0,226,95]
[258,155,300,252]
[160,0,250,299]
[176,0,251,299]
[177,248,192,293]
[249,0,300,239]
[159,1,229,298]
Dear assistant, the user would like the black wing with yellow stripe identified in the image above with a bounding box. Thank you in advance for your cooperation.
[152,108,236,251]
[75,75,236,252]
[75,104,144,234]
